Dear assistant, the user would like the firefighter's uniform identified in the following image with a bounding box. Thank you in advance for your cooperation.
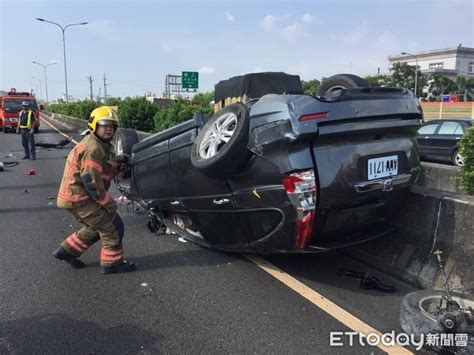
[54,106,134,274]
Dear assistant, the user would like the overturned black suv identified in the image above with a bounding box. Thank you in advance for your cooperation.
[115,72,423,253]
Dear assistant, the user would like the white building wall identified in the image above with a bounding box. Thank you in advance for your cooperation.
[388,47,474,78]
[458,56,474,75]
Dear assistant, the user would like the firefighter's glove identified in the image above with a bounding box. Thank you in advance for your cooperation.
[113,154,130,164]
[104,200,118,215]
[113,154,131,173]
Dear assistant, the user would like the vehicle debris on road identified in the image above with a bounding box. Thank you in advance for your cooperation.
[337,268,396,293]
[0,161,19,171]
[35,137,73,149]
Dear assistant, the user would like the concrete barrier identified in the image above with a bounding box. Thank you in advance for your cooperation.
[346,186,474,293]
[41,112,150,141]
[43,110,474,293]
[417,162,462,194]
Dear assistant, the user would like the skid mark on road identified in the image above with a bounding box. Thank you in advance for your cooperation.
[246,254,413,355]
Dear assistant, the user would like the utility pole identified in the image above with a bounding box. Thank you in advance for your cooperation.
[87,75,94,101]
[103,74,108,101]
[98,87,102,102]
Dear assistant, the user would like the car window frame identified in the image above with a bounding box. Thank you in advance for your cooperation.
[436,121,462,135]
[418,123,440,135]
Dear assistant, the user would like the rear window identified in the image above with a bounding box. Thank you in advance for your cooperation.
[3,99,38,113]
[438,122,462,135]
[418,124,439,135]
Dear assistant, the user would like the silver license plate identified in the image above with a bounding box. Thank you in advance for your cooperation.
[368,155,398,180]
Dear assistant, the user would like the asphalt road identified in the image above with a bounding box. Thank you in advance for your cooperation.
[0,120,420,354]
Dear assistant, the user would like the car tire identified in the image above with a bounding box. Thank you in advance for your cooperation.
[115,128,139,156]
[318,74,368,98]
[400,290,474,353]
[452,149,464,167]
[190,103,252,178]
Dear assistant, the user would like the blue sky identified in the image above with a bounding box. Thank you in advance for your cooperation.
[1,0,473,101]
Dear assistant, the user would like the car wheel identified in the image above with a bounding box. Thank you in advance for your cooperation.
[400,290,474,353]
[318,74,368,98]
[115,128,139,156]
[452,149,464,167]
[190,103,252,178]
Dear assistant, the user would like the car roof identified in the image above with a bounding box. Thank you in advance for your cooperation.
[424,118,473,124]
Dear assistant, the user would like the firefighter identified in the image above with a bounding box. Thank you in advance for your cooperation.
[16,101,36,160]
[53,106,135,274]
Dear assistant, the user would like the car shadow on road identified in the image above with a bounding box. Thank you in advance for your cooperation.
[85,248,239,272]
[258,250,414,297]
[0,313,161,354]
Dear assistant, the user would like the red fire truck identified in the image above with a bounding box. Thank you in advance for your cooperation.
[0,88,40,133]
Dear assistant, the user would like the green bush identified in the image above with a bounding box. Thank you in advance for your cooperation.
[192,92,214,107]
[153,98,213,133]
[459,125,474,195]
[117,97,157,132]
[47,101,100,120]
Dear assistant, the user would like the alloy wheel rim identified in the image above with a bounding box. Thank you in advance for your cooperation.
[456,153,464,166]
[198,112,238,159]
[418,295,474,322]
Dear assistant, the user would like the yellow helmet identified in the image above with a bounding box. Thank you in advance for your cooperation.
[87,106,119,133]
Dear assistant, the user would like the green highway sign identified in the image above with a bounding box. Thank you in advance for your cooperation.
[182,71,199,89]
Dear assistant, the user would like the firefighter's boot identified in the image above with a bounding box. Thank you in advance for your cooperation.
[53,247,85,269]
[101,260,135,275]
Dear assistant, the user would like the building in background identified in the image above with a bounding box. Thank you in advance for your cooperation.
[388,45,474,80]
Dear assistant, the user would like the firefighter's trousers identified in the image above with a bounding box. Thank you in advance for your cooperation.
[60,200,125,267]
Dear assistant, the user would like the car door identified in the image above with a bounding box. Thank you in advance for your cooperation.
[168,129,249,247]
[416,122,440,157]
[430,121,463,160]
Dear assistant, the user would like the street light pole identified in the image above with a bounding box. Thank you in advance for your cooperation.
[401,52,419,98]
[36,18,88,104]
[32,77,43,100]
[32,61,57,102]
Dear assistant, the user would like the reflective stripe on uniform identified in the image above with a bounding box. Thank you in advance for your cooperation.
[66,232,89,253]
[19,110,33,129]
[101,248,123,262]
[97,192,111,206]
[81,159,103,172]
[58,144,88,202]
[101,173,115,182]
[57,192,90,202]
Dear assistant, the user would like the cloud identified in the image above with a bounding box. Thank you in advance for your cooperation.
[199,66,216,74]
[281,23,311,41]
[225,12,235,22]
[260,15,278,29]
[301,13,315,24]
